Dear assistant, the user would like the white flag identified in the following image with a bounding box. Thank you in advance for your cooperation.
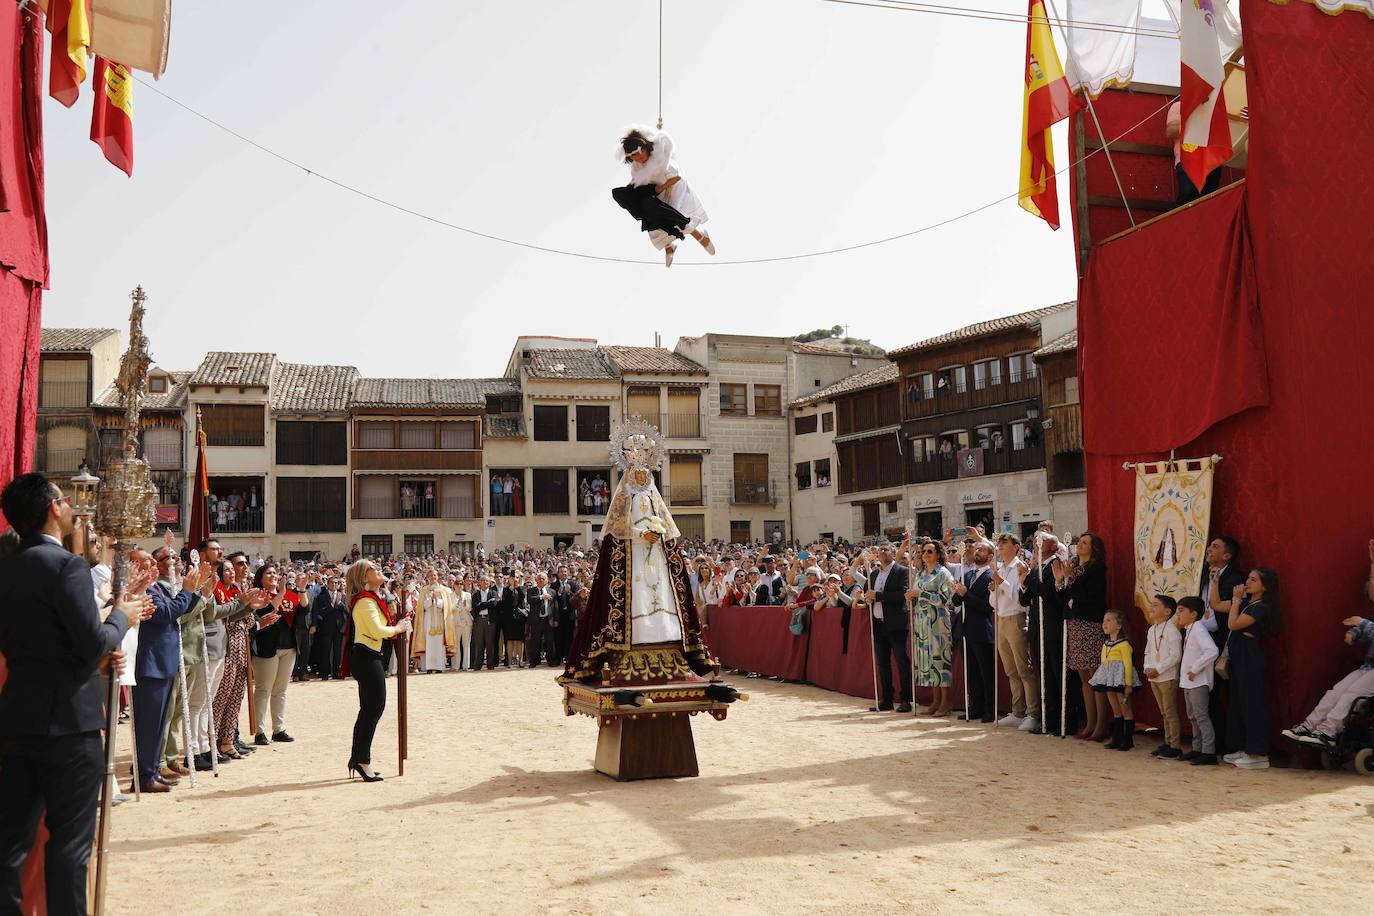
[1065,0,1142,99]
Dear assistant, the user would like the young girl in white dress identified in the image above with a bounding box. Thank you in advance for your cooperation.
[618,125,715,267]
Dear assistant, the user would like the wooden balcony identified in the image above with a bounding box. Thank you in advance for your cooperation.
[350,449,481,471]
[907,444,1046,484]
[902,373,1041,421]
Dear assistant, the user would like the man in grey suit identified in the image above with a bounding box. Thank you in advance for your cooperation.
[471,576,501,670]
[0,473,146,915]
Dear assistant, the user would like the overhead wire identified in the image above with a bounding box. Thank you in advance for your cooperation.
[128,75,1177,268]
[822,0,1179,40]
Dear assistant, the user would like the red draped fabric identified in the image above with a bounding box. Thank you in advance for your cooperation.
[1,5,50,912]
[1080,0,1374,755]
[706,606,809,682]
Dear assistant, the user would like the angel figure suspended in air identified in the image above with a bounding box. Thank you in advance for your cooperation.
[611,125,714,268]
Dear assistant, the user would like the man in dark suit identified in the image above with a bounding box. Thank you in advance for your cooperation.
[952,541,997,723]
[1200,535,1245,751]
[864,544,913,713]
[550,565,575,665]
[1020,533,1072,735]
[471,576,501,670]
[311,576,348,680]
[0,473,138,915]
[524,574,556,668]
[134,546,203,793]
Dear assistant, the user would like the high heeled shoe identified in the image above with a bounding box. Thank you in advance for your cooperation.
[348,762,383,783]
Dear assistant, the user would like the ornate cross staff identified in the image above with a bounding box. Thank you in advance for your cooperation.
[93,287,158,916]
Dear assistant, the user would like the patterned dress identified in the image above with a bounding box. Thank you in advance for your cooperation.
[913,565,955,687]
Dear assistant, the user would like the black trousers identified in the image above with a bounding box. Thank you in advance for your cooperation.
[872,621,913,707]
[313,628,341,679]
[350,645,386,766]
[1028,608,1076,733]
[963,640,996,720]
[1227,635,1268,756]
[526,616,556,667]
[0,731,103,916]
[293,628,313,677]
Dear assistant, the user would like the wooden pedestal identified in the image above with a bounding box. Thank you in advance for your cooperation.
[594,712,699,781]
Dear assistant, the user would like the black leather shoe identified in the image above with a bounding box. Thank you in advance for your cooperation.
[271,731,295,743]
[194,752,214,772]
[254,733,270,746]
[896,704,913,713]
[1190,754,1218,766]
[868,703,894,712]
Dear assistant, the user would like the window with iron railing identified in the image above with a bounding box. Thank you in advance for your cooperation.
[208,476,266,533]
[142,427,182,470]
[1007,353,1038,383]
[42,426,86,474]
[39,359,87,409]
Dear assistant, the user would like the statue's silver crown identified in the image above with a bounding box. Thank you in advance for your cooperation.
[609,416,665,472]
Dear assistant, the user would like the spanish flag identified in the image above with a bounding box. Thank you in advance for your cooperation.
[90,57,134,176]
[48,0,92,108]
[1018,0,1076,230]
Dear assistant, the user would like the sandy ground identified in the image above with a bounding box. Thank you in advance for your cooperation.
[105,668,1373,915]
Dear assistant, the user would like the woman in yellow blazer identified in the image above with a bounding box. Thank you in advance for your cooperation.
[344,560,410,782]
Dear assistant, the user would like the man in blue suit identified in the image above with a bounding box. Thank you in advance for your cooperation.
[0,473,147,915]
[952,540,997,723]
[133,545,205,794]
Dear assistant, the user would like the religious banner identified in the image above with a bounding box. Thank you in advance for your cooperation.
[955,447,985,478]
[1130,456,1216,614]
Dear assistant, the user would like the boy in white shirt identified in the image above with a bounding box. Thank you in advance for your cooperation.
[1144,595,1184,758]
[1176,597,1220,765]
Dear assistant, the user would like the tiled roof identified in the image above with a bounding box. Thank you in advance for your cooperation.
[888,301,1076,357]
[483,414,527,439]
[604,346,706,375]
[189,352,277,387]
[524,348,619,380]
[270,363,359,413]
[791,362,900,408]
[353,377,516,409]
[1034,329,1077,358]
[791,341,846,356]
[93,371,191,411]
[41,328,118,352]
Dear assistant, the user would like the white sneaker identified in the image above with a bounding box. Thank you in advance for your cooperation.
[1234,753,1270,769]
[1019,716,1040,732]
[996,714,1024,728]
[1223,750,1246,763]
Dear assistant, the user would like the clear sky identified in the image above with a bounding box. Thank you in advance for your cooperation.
[36,0,1158,377]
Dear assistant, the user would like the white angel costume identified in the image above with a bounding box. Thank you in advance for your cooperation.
[623,125,709,251]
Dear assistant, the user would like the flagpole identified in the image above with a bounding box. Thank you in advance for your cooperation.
[1044,0,1135,226]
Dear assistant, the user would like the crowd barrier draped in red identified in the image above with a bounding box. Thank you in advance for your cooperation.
[1080,1,1374,753]
[707,606,810,682]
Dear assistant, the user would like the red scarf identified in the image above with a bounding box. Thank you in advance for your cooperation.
[339,590,393,678]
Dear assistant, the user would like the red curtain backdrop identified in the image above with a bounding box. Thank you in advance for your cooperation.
[707,605,810,682]
[1080,0,1374,755]
[1,5,49,913]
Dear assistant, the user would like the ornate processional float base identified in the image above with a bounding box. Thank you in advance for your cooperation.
[558,644,748,782]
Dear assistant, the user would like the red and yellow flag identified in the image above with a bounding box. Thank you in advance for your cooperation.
[90,56,134,176]
[48,0,92,108]
[1018,1,1077,230]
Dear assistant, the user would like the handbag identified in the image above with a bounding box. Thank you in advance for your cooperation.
[1214,653,1229,679]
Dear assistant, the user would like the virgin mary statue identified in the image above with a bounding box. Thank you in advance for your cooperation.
[562,420,716,685]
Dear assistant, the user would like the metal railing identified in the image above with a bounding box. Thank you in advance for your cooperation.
[625,411,705,439]
[664,485,704,505]
[211,508,265,534]
[730,480,777,505]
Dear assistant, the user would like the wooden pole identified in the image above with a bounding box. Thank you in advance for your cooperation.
[397,586,408,776]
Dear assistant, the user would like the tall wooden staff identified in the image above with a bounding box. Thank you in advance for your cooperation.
[396,583,409,776]
[1035,535,1046,733]
[93,288,159,916]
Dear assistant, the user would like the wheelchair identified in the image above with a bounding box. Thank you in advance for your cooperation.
[1317,694,1374,776]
